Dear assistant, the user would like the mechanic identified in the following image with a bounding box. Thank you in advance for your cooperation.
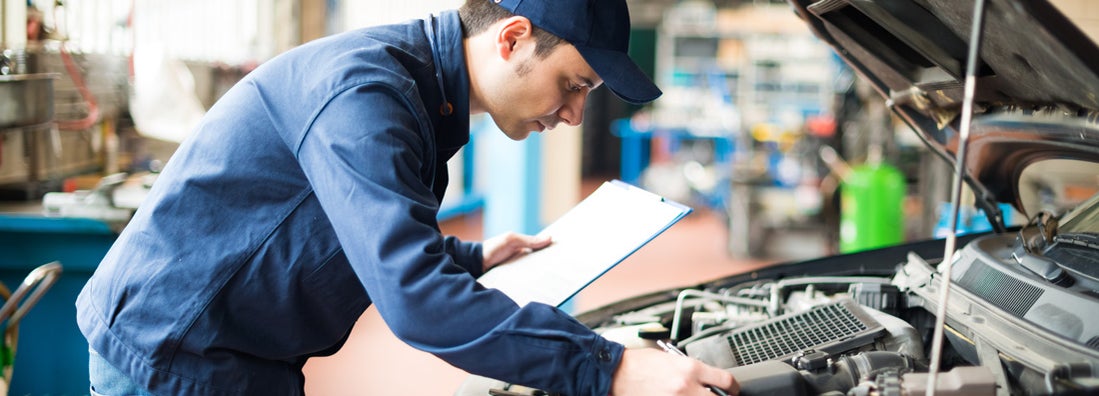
[76,0,740,395]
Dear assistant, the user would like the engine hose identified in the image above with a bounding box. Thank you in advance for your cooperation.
[799,351,922,394]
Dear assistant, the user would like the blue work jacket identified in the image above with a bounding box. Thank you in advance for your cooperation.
[76,11,623,396]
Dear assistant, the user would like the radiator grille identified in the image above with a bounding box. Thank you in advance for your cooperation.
[1087,336,1099,351]
[724,300,883,366]
[957,260,1043,317]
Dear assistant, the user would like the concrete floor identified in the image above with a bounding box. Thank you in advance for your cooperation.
[300,180,790,395]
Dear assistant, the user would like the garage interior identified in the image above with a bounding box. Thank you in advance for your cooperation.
[2,0,1099,395]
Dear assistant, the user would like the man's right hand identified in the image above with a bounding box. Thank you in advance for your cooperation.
[610,347,739,396]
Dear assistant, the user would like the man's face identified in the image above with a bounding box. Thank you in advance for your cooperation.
[484,44,602,140]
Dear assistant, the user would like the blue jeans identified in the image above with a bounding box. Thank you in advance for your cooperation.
[88,348,153,396]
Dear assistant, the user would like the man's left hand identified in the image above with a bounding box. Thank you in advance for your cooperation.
[481,232,552,272]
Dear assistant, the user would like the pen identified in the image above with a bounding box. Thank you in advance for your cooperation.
[656,340,729,396]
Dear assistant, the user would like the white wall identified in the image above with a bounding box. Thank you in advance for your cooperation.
[339,0,461,30]
[131,0,293,64]
[2,0,28,49]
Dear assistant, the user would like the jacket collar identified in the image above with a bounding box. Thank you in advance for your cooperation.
[425,10,471,152]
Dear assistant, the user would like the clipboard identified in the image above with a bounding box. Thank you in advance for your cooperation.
[476,180,692,308]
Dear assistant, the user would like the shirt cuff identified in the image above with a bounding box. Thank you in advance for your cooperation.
[587,336,625,395]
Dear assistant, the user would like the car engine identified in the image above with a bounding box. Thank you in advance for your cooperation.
[457,229,1099,396]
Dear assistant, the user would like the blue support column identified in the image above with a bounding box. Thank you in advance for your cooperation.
[482,122,542,237]
[612,119,650,186]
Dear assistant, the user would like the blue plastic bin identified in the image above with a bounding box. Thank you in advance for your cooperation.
[0,214,116,395]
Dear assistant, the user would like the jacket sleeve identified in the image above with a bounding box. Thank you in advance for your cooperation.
[293,83,622,395]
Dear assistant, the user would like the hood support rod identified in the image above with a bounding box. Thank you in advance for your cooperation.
[927,0,989,394]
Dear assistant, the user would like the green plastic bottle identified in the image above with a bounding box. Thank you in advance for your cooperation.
[839,162,906,253]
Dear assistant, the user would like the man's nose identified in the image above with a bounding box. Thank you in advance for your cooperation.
[557,93,586,127]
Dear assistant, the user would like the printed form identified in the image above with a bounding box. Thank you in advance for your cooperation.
[477,180,692,308]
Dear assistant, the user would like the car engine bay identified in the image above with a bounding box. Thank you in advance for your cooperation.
[458,222,1099,396]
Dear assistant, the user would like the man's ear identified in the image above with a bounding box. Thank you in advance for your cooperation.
[494,16,534,61]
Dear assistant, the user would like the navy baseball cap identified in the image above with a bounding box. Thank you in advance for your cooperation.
[493,0,662,104]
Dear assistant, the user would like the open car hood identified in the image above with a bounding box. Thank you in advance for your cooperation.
[788,0,1099,219]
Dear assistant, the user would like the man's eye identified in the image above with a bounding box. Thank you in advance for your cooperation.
[568,84,581,92]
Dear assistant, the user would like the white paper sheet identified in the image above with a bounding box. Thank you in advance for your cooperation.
[477,180,692,308]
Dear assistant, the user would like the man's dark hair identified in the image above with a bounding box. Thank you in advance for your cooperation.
[458,0,564,58]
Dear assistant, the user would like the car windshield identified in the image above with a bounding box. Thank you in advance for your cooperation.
[1057,191,1099,237]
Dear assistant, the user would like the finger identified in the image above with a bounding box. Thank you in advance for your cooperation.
[526,234,552,249]
[726,378,740,396]
[698,367,738,396]
[510,233,551,250]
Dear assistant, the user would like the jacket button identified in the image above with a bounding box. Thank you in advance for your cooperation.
[597,349,611,362]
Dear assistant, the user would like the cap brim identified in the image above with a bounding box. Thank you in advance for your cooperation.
[576,46,662,105]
